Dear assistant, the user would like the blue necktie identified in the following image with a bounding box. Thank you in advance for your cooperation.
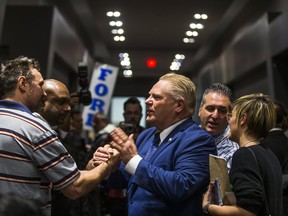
[145,132,161,160]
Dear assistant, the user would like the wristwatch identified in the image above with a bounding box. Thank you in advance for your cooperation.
[203,203,211,215]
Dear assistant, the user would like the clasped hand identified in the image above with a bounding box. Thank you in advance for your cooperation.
[90,144,120,172]
[93,127,138,167]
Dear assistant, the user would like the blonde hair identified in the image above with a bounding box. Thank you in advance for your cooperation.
[233,93,276,138]
[160,73,196,115]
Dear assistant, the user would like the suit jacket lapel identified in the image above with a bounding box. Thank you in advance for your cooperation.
[149,118,194,161]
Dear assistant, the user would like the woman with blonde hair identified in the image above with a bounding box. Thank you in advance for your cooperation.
[202,93,282,216]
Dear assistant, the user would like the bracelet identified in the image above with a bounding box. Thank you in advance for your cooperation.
[203,203,211,215]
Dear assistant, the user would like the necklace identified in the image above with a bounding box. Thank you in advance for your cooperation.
[241,139,259,147]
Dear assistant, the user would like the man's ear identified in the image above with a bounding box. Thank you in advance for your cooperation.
[18,76,27,91]
[175,98,185,113]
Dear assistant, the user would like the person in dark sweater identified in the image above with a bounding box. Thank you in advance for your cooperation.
[261,100,288,216]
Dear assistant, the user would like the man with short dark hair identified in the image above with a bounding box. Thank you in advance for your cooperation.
[198,83,238,172]
[122,97,145,139]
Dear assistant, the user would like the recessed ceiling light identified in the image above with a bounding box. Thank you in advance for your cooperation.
[183,38,195,43]
[186,31,193,36]
[201,14,208,19]
[192,31,198,36]
[194,13,208,20]
[123,70,133,77]
[106,11,114,17]
[175,54,185,60]
[106,11,121,17]
[119,36,125,41]
[115,21,123,27]
[111,29,124,35]
[183,38,189,43]
[194,14,201,19]
[189,23,197,29]
[119,52,132,71]
[113,11,121,17]
[121,59,130,66]
[189,38,195,43]
[118,29,124,34]
[196,23,204,29]
[169,54,185,71]
[111,29,118,34]
[109,21,116,26]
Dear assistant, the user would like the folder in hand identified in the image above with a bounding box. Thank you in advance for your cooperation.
[209,154,236,205]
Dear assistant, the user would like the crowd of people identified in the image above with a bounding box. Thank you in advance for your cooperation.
[0,55,287,216]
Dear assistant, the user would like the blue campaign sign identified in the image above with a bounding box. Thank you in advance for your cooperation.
[82,63,119,131]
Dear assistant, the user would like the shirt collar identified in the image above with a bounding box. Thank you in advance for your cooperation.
[214,125,230,144]
[159,118,188,143]
[0,100,32,114]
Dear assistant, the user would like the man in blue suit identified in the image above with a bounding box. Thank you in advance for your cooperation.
[92,73,217,216]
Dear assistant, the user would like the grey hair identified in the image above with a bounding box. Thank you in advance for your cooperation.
[200,83,233,111]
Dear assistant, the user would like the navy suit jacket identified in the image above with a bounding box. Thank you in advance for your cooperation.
[120,118,216,216]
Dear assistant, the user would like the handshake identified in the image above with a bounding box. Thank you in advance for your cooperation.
[87,127,138,172]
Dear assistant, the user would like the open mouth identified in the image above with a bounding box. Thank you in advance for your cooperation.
[207,121,218,128]
[146,109,154,115]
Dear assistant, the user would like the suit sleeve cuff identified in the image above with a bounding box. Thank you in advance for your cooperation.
[124,155,142,175]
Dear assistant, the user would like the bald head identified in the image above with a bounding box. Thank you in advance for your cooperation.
[43,79,69,96]
[41,79,71,126]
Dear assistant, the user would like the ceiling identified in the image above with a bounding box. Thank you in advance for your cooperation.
[9,0,274,79]
[47,0,236,78]
[83,0,233,78]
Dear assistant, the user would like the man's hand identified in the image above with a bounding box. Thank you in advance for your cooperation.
[92,144,112,166]
[87,144,120,172]
[110,127,138,164]
[202,182,213,209]
[106,148,121,172]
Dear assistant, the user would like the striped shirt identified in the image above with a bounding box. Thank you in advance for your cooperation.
[214,125,239,172]
[0,100,80,216]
